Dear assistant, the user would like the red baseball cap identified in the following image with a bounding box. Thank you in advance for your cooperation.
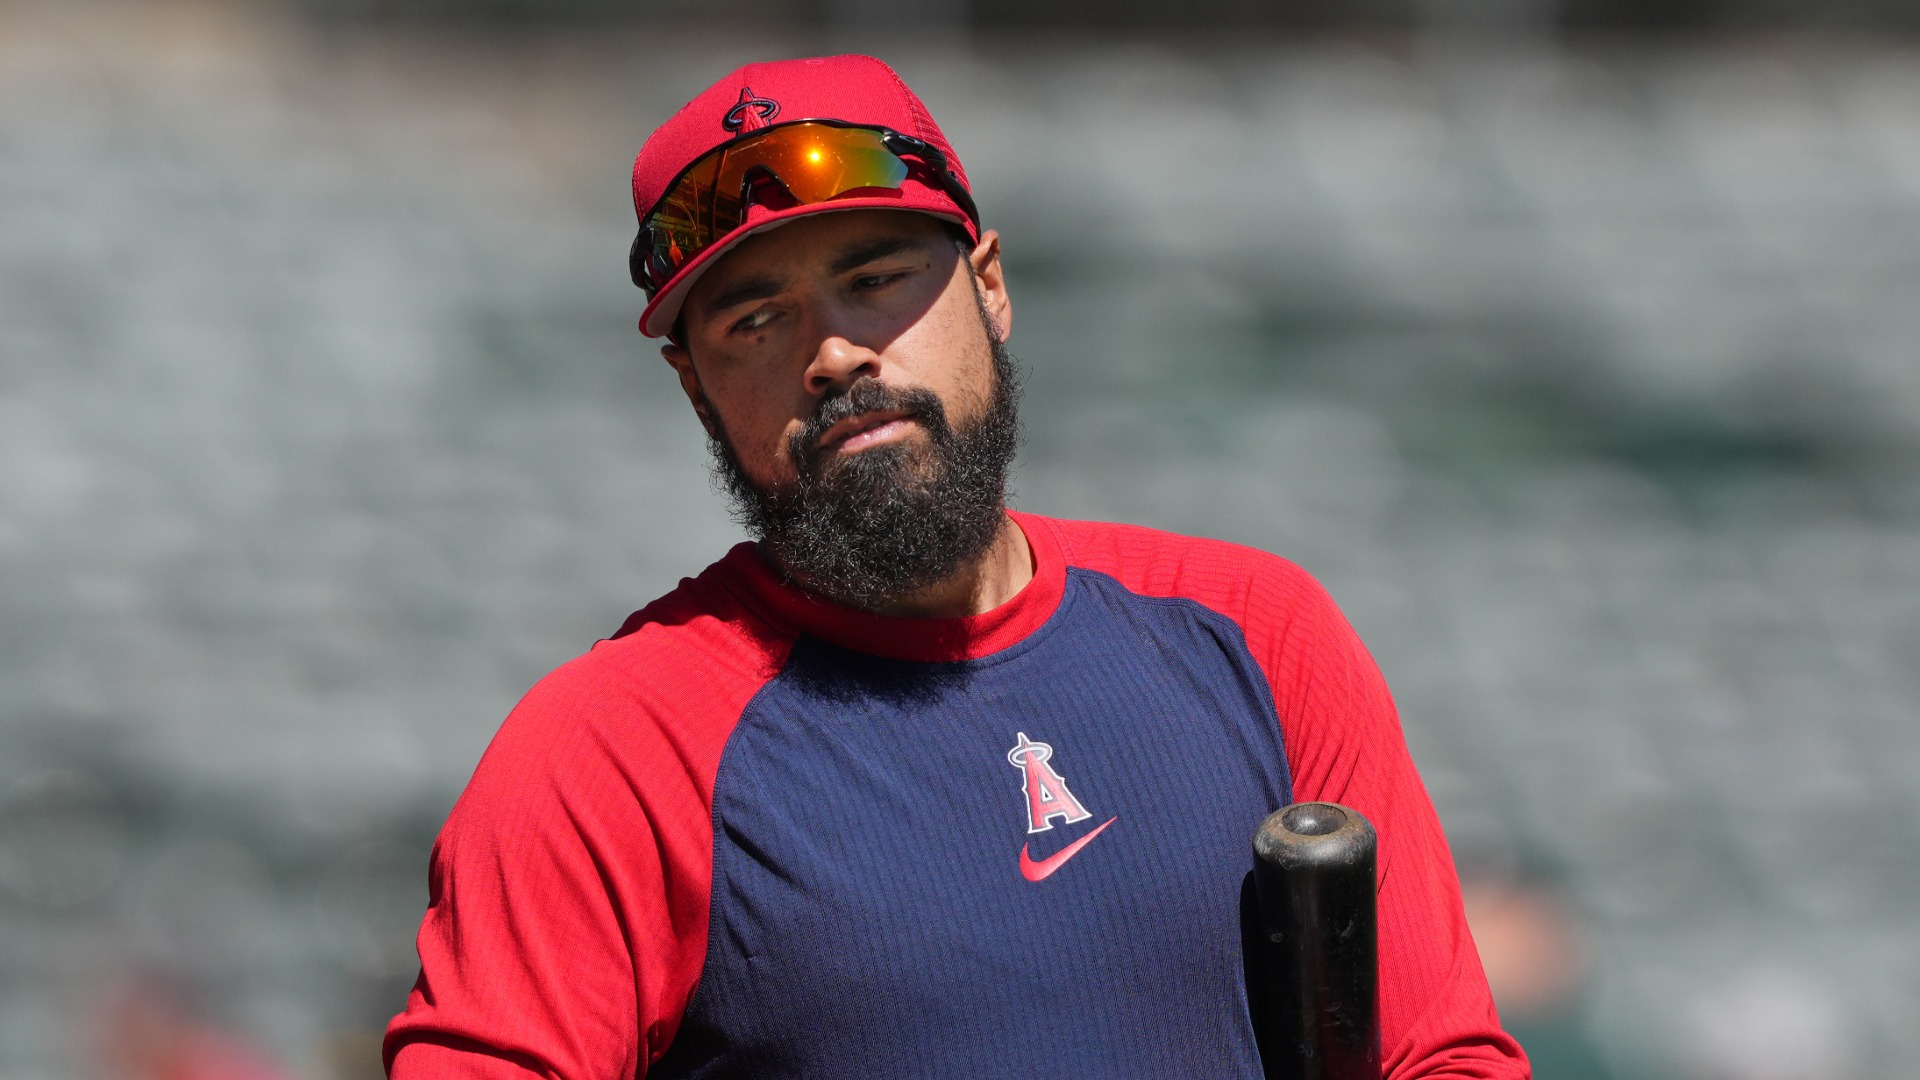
[630,55,979,339]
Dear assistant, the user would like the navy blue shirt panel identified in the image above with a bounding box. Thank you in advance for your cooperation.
[653,569,1296,1078]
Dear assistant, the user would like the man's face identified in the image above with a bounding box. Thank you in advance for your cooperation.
[661,210,1020,610]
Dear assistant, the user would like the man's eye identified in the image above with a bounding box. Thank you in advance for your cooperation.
[731,308,777,334]
[854,271,904,290]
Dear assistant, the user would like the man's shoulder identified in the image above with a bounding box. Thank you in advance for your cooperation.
[480,544,794,769]
[1026,514,1332,618]
[594,542,792,675]
[436,545,794,841]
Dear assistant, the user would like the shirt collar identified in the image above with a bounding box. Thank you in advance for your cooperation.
[717,510,1065,663]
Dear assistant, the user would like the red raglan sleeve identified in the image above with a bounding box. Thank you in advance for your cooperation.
[1241,561,1529,1080]
[1036,516,1529,1080]
[384,574,788,1080]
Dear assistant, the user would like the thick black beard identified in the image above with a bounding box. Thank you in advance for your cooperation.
[704,323,1023,613]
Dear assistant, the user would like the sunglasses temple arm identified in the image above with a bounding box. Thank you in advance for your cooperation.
[885,132,981,233]
[947,181,982,234]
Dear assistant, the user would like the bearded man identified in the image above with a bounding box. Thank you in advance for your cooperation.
[385,55,1530,1079]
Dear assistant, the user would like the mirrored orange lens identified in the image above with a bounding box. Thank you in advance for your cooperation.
[711,124,907,204]
[643,123,911,289]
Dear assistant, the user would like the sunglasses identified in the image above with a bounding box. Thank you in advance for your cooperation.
[630,120,981,296]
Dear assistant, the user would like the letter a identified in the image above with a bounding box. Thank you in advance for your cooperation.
[1007,732,1093,834]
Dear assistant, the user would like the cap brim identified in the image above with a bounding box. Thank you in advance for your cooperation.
[638,198,973,339]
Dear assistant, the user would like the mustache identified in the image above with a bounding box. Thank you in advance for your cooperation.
[787,377,947,474]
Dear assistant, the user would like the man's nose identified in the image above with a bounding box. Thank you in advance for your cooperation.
[803,334,884,396]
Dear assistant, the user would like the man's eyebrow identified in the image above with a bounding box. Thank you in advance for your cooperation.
[702,274,785,317]
[829,236,928,276]
[699,236,931,318]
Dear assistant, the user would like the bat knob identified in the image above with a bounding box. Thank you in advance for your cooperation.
[1254,802,1376,875]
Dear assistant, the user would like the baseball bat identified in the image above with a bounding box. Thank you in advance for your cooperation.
[1247,801,1380,1080]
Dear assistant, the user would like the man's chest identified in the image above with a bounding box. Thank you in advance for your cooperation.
[656,575,1294,1078]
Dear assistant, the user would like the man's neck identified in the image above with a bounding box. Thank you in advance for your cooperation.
[781,515,1034,620]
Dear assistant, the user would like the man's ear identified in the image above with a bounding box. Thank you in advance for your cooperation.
[661,341,720,439]
[969,229,1011,343]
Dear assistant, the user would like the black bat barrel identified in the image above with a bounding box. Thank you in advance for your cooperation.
[1248,801,1380,1080]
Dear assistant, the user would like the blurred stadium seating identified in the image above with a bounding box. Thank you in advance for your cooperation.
[2,1,1916,1077]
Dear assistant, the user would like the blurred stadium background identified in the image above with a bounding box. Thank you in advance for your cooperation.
[5,0,1920,1076]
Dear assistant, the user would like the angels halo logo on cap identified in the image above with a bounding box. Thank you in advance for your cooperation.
[723,88,780,134]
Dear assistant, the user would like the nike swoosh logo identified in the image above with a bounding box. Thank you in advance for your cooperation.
[1018,816,1118,882]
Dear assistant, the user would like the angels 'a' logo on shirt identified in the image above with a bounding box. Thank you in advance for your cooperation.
[1006,732,1093,833]
[1007,732,1116,883]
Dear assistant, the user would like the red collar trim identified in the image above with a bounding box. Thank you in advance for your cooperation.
[719,510,1065,663]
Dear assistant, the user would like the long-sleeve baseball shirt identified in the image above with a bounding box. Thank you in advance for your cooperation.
[385,512,1529,1079]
